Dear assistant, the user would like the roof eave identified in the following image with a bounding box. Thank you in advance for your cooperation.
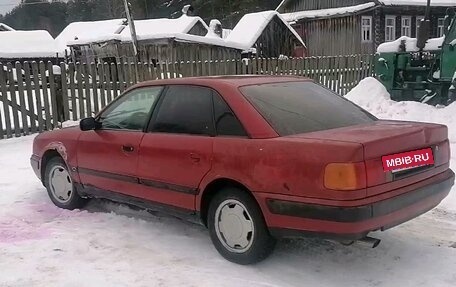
[285,5,377,22]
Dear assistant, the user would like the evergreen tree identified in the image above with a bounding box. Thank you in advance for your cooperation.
[0,0,283,35]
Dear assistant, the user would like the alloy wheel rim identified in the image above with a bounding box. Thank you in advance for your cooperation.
[214,199,255,253]
[49,165,73,204]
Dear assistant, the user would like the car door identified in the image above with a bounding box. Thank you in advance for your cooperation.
[77,86,163,195]
[135,85,216,210]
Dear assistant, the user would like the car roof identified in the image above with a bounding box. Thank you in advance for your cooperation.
[130,75,311,91]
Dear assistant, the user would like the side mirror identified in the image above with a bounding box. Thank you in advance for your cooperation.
[80,117,100,131]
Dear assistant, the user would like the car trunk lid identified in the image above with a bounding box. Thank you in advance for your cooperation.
[289,120,450,195]
[291,120,447,159]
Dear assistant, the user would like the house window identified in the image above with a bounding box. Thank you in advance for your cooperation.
[416,16,424,36]
[385,15,396,41]
[401,16,412,37]
[361,16,373,42]
[438,17,445,37]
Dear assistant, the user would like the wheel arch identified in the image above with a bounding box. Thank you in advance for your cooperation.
[40,149,64,182]
[199,177,255,227]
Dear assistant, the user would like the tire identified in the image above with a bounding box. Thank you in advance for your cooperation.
[207,187,276,265]
[44,157,88,210]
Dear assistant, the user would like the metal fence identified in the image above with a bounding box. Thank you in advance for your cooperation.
[0,54,374,139]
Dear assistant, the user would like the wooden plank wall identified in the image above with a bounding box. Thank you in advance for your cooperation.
[302,15,376,56]
[0,54,374,139]
[73,41,243,66]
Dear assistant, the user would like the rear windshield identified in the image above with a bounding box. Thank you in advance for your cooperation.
[240,81,377,136]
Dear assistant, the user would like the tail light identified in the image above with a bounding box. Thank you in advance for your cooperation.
[324,162,367,191]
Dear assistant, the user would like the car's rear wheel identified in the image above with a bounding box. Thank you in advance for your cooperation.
[44,157,87,210]
[207,187,276,264]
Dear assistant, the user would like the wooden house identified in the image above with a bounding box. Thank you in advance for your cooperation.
[277,0,455,56]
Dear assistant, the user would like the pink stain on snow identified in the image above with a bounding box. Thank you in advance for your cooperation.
[0,202,89,244]
[0,220,51,244]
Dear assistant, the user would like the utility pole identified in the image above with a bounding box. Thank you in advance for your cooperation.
[123,0,139,59]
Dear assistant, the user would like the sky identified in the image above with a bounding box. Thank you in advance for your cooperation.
[0,0,21,16]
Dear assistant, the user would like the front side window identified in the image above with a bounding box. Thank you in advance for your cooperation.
[99,86,163,131]
[361,16,372,43]
[150,85,214,136]
[385,15,396,41]
[401,16,411,37]
[240,81,377,136]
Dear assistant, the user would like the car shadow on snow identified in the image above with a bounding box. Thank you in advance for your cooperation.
[83,198,209,234]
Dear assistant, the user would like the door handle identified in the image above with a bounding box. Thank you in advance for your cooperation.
[189,153,201,163]
[122,145,135,153]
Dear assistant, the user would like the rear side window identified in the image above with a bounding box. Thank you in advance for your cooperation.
[150,85,214,136]
[240,81,376,136]
[213,92,247,137]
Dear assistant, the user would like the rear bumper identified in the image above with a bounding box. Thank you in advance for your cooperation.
[265,169,454,240]
[30,155,41,180]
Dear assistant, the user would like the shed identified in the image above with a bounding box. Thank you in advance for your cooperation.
[226,11,306,57]
[55,18,127,57]
[67,15,243,64]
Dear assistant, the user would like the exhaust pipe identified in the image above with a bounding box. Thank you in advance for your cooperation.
[356,236,381,248]
[336,236,381,248]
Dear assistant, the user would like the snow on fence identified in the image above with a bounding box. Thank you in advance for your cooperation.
[0,54,373,139]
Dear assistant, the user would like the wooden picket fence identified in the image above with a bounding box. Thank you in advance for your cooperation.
[0,54,374,139]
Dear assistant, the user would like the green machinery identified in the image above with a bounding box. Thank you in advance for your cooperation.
[375,2,456,106]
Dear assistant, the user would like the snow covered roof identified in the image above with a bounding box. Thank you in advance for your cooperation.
[55,19,127,52]
[377,36,444,53]
[379,0,456,6]
[117,15,209,42]
[281,2,377,22]
[66,12,306,52]
[226,11,305,50]
[65,15,213,45]
[66,15,244,50]
[0,23,15,32]
[278,0,455,17]
[0,30,61,59]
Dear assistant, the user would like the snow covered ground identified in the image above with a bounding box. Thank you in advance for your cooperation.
[1,77,456,287]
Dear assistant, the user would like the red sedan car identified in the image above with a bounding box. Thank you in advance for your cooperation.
[31,76,454,264]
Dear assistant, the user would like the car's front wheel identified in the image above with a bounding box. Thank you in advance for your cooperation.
[44,157,87,210]
[207,187,276,264]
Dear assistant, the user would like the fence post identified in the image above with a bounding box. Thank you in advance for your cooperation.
[0,62,9,138]
[15,61,28,135]
[60,62,70,121]
[48,62,62,127]
[7,62,20,137]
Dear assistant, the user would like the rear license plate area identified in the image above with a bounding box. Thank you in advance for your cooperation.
[382,148,434,173]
